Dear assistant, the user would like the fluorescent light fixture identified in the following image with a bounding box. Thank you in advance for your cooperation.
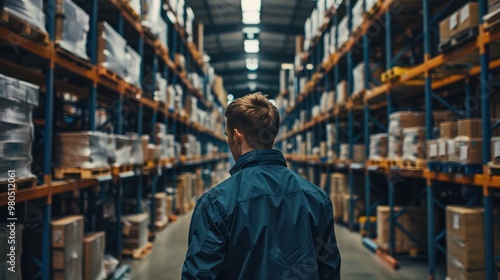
[241,0,261,12]
[242,27,260,34]
[135,94,142,99]
[247,73,258,80]
[248,82,257,91]
[281,63,294,70]
[306,64,314,70]
[242,11,260,24]
[227,94,234,101]
[244,39,259,53]
[246,58,259,70]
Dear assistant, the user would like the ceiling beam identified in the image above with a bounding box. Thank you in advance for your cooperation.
[205,24,303,36]
[209,52,293,63]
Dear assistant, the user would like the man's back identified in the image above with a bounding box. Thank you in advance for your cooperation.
[183,150,341,279]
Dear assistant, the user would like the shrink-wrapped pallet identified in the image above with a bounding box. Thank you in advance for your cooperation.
[369,133,388,160]
[54,0,90,60]
[55,132,109,169]
[402,127,426,161]
[3,0,46,33]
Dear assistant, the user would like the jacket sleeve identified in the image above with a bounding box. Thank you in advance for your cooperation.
[182,193,228,279]
[316,196,341,280]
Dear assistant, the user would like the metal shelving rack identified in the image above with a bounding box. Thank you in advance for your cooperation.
[0,0,229,279]
[277,0,500,278]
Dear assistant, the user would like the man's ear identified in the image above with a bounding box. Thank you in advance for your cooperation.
[233,128,242,144]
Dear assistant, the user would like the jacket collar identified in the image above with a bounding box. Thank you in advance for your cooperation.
[229,149,287,176]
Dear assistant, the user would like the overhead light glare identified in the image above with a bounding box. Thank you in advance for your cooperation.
[247,73,258,80]
[269,99,276,106]
[248,82,257,91]
[246,58,259,70]
[244,39,259,53]
[306,64,314,70]
[281,63,294,70]
[242,11,260,24]
[227,94,234,101]
[241,0,261,12]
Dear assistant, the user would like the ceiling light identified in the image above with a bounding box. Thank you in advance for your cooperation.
[247,73,258,80]
[244,39,259,53]
[306,64,314,70]
[241,0,261,12]
[248,82,257,91]
[242,11,260,24]
[227,94,234,101]
[246,58,259,71]
[281,63,294,70]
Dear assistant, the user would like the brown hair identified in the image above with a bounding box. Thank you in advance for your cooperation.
[224,92,280,149]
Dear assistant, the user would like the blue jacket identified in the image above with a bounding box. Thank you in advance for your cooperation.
[182,149,341,279]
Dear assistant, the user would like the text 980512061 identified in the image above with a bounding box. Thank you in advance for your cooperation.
[6,170,17,273]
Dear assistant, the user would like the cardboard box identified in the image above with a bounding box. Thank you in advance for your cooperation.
[402,127,427,161]
[51,216,84,280]
[440,121,458,139]
[342,194,364,224]
[439,2,479,42]
[449,137,482,164]
[447,257,484,280]
[446,206,484,240]
[370,133,388,160]
[330,173,347,195]
[330,194,343,221]
[122,213,149,250]
[427,139,440,161]
[353,144,366,163]
[84,232,105,280]
[377,206,425,252]
[457,119,482,138]
[447,234,484,269]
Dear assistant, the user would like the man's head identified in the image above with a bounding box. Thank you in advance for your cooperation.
[224,92,280,161]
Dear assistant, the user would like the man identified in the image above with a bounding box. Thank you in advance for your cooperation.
[182,93,341,279]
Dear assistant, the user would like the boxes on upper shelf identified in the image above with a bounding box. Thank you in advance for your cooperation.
[449,137,482,164]
[440,121,457,139]
[457,119,482,138]
[388,111,425,159]
[55,132,109,169]
[97,22,127,77]
[370,133,388,160]
[337,16,349,49]
[54,0,90,60]
[2,0,46,34]
[439,2,479,43]
[402,127,426,161]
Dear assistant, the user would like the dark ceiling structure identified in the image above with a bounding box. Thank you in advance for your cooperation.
[186,0,316,99]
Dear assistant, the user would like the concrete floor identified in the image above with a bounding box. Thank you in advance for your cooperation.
[127,212,441,280]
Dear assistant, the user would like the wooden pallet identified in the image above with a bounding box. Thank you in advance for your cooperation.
[119,0,140,21]
[0,10,48,43]
[439,27,478,53]
[122,242,153,260]
[386,159,402,169]
[488,162,500,175]
[55,46,92,69]
[366,159,387,169]
[399,159,427,170]
[484,9,500,31]
[54,166,110,179]
[111,165,135,176]
[0,177,37,193]
[97,66,126,85]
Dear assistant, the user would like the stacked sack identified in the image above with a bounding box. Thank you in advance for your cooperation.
[0,74,39,181]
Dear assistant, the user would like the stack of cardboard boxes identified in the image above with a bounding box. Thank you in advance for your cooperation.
[369,133,388,160]
[122,213,149,251]
[377,206,426,253]
[445,206,500,279]
[388,112,425,160]
[329,173,365,223]
[153,192,168,228]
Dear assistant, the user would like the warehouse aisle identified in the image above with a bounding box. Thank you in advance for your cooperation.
[127,211,437,280]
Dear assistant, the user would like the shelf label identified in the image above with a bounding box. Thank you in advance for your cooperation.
[459,145,468,161]
[450,13,458,30]
[460,6,470,24]
[453,213,460,230]
[495,142,500,158]
[439,142,446,157]
[429,143,438,158]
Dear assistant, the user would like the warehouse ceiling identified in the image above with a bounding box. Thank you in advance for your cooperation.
[186,0,316,99]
